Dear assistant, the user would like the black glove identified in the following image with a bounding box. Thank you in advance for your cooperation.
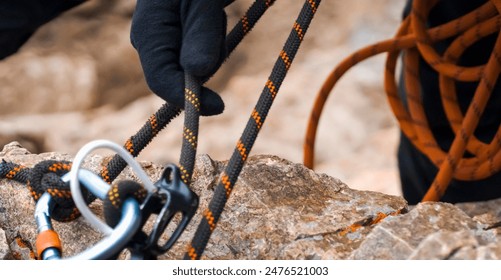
[131,0,230,116]
[0,0,84,60]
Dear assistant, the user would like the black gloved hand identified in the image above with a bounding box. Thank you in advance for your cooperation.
[131,0,230,116]
[0,0,85,60]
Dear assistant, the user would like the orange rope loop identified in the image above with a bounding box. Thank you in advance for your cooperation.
[304,0,501,202]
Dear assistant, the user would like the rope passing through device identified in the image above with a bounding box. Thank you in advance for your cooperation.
[0,0,322,259]
[304,0,501,202]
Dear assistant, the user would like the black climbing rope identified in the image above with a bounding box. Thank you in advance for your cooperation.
[185,0,321,260]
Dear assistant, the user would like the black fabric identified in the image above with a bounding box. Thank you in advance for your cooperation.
[399,131,501,204]
[0,0,84,59]
[399,0,501,204]
[130,0,229,116]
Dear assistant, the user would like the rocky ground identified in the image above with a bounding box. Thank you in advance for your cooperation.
[2,142,501,260]
[0,0,405,197]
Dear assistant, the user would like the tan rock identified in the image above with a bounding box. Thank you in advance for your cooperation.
[1,142,407,260]
[350,202,501,260]
[0,228,10,260]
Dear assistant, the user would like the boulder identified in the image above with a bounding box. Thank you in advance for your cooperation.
[350,202,501,260]
[2,142,501,260]
[0,228,9,260]
[0,142,407,260]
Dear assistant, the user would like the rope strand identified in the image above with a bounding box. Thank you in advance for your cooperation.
[185,0,322,260]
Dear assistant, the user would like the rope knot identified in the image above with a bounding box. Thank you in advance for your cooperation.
[28,160,94,222]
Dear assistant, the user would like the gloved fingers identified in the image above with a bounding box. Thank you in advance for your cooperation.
[200,87,225,116]
[224,0,238,7]
[180,0,227,79]
[40,1,86,22]
[131,0,226,116]
[131,0,185,108]
[148,69,186,111]
[140,68,225,116]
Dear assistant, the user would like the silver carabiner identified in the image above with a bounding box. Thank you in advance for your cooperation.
[34,170,141,260]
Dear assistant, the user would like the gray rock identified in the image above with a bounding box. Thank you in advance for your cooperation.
[4,141,501,260]
[1,142,408,260]
[456,198,501,233]
[408,230,479,260]
[9,235,36,260]
[164,154,408,260]
[350,202,501,260]
[0,228,10,260]
[450,242,501,260]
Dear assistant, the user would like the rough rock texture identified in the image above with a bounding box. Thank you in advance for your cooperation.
[350,203,501,260]
[0,142,406,260]
[2,142,501,260]
[0,228,9,260]
[166,153,407,260]
[456,198,501,229]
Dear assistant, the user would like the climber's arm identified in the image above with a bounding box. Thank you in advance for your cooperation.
[0,0,85,60]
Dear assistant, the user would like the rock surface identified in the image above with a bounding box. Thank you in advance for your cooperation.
[0,228,9,260]
[349,203,500,260]
[167,152,407,260]
[2,142,501,260]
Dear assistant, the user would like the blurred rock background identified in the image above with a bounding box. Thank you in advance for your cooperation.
[0,0,405,196]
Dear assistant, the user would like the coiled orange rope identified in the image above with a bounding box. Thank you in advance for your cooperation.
[304,0,501,202]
